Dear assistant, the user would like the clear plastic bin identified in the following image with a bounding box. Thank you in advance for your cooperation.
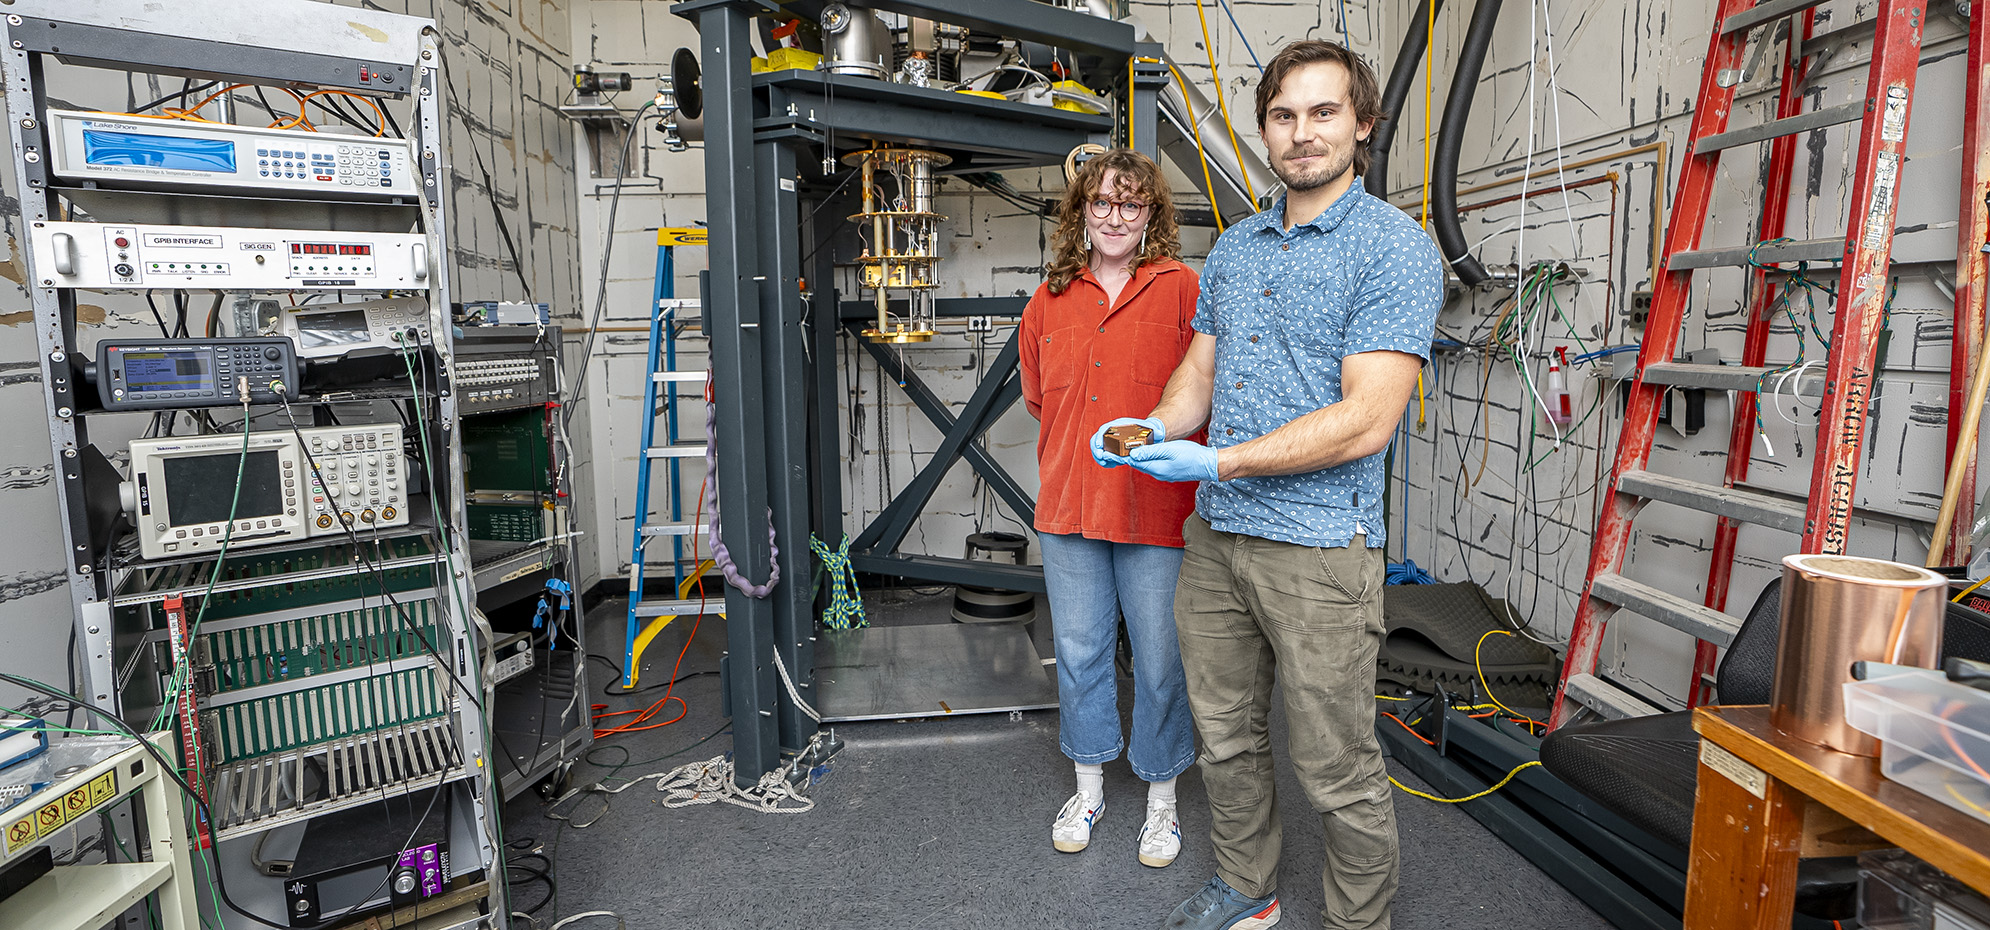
[1843,671,1990,824]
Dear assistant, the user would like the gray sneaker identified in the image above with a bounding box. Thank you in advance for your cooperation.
[1161,875,1280,929]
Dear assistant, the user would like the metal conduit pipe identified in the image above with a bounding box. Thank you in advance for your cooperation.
[1155,79,1275,218]
[1431,0,1503,287]
[1366,0,1445,199]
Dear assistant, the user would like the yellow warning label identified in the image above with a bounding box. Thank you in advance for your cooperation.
[4,770,117,857]
[88,772,116,806]
[34,801,64,834]
[5,817,35,855]
[656,227,707,247]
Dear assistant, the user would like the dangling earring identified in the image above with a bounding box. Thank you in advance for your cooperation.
[1139,228,1147,255]
[1084,229,1092,251]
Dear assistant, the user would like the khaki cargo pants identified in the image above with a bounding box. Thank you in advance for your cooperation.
[1174,514,1397,930]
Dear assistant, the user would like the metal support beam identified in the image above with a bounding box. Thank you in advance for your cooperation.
[754,140,818,752]
[676,0,781,782]
[851,333,1024,554]
[1129,41,1169,160]
[854,326,1035,528]
[849,553,1047,593]
[765,72,1112,169]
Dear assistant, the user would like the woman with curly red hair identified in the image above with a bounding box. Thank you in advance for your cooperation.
[1019,148,1200,868]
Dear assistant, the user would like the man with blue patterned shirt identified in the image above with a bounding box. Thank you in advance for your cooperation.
[1092,40,1443,930]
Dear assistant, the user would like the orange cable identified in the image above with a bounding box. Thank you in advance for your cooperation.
[594,374,722,739]
[1385,716,1432,744]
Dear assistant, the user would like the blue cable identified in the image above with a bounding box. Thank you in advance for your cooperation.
[1387,559,1436,585]
[1213,0,1264,73]
[1569,344,1641,365]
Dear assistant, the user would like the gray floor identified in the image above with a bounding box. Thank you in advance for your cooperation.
[500,586,1613,930]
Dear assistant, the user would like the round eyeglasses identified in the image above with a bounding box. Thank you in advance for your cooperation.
[1088,198,1151,221]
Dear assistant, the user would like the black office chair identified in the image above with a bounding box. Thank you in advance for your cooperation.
[1541,579,1990,920]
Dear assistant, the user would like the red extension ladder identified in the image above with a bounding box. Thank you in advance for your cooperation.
[1549,0,1990,728]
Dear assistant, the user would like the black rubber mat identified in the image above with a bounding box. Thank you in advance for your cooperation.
[1378,583,1558,708]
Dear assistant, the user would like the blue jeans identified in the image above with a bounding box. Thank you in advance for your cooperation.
[1039,531,1196,782]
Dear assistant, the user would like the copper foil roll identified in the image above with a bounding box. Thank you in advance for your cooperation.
[1772,554,1947,756]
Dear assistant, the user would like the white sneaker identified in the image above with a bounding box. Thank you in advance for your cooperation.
[1052,792,1105,853]
[1138,802,1181,868]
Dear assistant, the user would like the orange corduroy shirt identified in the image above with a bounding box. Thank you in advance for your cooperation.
[1020,258,1202,548]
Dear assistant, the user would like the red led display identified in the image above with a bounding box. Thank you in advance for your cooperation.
[287,243,372,256]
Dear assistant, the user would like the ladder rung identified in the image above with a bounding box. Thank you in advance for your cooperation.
[1801,18,1877,59]
[1640,361,1826,395]
[631,597,727,619]
[1562,673,1665,721]
[657,298,701,311]
[1590,573,1742,647]
[1696,101,1861,154]
[1617,470,1806,534]
[651,371,709,383]
[1668,236,1841,270]
[639,522,710,537]
[1723,0,1824,34]
[645,443,709,459]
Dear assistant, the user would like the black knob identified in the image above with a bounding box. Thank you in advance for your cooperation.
[113,263,134,277]
[264,346,281,361]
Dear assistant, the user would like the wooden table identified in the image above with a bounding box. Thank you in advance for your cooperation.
[1686,705,1990,928]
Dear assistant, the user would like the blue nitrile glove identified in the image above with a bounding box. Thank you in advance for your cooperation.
[1090,417,1166,469]
[1127,440,1219,483]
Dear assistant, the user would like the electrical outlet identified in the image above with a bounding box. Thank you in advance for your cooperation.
[1628,290,1653,329]
[966,315,994,332]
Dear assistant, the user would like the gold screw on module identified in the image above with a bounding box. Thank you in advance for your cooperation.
[1102,425,1153,457]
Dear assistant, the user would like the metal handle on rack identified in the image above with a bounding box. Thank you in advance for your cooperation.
[412,241,429,281]
[50,232,75,276]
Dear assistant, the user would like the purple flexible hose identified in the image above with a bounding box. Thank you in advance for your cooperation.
[704,395,780,597]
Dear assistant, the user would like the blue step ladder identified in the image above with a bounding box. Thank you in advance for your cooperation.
[623,227,724,689]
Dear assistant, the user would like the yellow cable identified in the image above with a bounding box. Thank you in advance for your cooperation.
[1165,62,1227,231]
[1416,370,1427,428]
[1191,0,1256,203]
[1420,0,1435,228]
[1391,761,1541,803]
[1477,630,1543,729]
[1954,575,1990,603]
[1128,55,1136,149]
[1945,779,1990,817]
